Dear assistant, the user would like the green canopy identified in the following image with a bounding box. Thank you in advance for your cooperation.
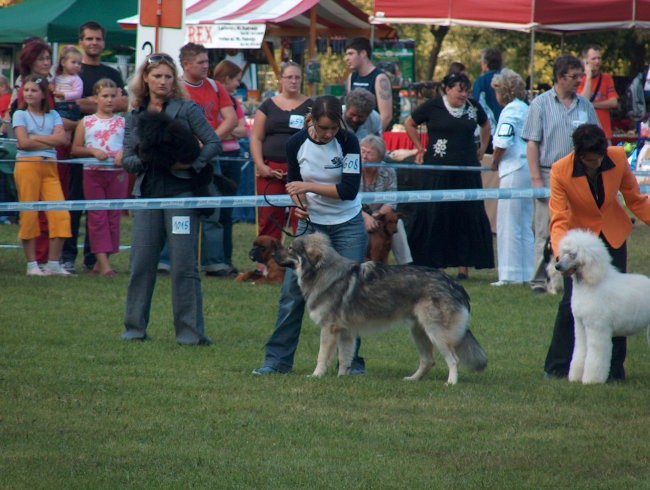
[0,0,137,46]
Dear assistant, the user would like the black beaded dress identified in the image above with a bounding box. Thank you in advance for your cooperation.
[402,96,495,269]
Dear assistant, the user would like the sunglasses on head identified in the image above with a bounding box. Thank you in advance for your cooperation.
[445,72,465,83]
[147,53,175,65]
[444,71,469,87]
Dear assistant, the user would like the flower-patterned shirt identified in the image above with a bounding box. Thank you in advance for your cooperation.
[410,96,487,166]
[83,114,125,171]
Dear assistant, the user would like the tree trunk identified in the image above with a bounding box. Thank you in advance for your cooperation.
[425,25,450,81]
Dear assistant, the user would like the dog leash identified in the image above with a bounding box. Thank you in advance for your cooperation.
[263,177,313,238]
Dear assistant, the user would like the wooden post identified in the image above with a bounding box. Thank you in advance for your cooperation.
[262,40,280,80]
[308,7,317,96]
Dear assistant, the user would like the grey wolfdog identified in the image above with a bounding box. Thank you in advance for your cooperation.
[274,233,488,384]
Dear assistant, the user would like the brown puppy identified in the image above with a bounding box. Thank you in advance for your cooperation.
[366,210,400,263]
[235,235,286,283]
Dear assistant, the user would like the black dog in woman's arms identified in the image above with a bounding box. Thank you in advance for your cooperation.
[135,111,237,196]
[136,110,201,169]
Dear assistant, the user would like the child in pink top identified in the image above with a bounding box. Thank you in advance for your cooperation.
[52,45,83,140]
[71,78,127,276]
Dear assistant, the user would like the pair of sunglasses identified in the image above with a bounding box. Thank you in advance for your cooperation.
[147,53,175,65]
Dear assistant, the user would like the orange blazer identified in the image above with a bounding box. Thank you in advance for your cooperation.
[549,146,650,255]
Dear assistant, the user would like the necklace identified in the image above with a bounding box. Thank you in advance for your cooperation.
[27,109,46,130]
[442,95,465,118]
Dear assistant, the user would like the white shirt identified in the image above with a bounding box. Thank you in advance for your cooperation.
[287,128,362,225]
[492,98,529,178]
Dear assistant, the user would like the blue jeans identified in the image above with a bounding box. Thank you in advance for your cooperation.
[54,101,81,121]
[263,211,368,371]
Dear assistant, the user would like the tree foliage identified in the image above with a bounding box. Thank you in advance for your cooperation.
[263,0,650,92]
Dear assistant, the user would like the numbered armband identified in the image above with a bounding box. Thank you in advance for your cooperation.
[337,130,361,176]
[342,153,361,174]
[497,123,515,138]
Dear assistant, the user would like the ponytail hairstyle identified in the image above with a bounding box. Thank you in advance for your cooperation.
[307,95,344,130]
[92,77,117,96]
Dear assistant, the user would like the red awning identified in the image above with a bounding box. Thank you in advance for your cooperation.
[371,0,650,32]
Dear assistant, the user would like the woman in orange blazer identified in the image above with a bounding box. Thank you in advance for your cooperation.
[544,124,650,380]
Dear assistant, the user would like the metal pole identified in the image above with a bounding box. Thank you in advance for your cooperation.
[529,30,535,91]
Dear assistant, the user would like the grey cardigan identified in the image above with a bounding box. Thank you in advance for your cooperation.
[122,98,222,197]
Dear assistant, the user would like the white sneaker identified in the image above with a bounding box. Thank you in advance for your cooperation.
[60,261,77,274]
[42,266,73,276]
[27,266,47,276]
[490,280,523,286]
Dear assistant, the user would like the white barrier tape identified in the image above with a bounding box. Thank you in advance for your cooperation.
[0,186,572,212]
[0,157,118,166]
[0,157,486,171]
[364,162,491,171]
[0,243,131,250]
[11,156,650,177]
[0,157,251,166]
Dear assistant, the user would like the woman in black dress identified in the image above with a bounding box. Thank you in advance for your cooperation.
[404,72,494,279]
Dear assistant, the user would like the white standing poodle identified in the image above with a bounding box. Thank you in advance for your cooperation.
[556,229,650,384]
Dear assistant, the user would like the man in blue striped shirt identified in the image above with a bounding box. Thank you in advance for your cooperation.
[522,54,599,294]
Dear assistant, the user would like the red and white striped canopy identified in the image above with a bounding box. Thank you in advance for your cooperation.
[120,0,376,32]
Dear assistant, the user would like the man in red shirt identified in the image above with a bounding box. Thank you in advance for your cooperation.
[158,43,238,276]
[179,43,237,139]
[577,44,618,140]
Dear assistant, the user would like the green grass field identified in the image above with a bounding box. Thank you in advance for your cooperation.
[1,217,650,489]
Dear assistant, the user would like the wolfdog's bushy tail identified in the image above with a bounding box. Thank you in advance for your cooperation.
[456,329,488,371]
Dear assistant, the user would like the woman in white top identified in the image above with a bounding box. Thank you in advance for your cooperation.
[253,95,368,375]
[490,68,534,285]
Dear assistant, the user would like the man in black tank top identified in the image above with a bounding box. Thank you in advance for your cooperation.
[345,37,393,131]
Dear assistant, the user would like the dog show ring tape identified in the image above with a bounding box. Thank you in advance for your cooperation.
[2,155,650,212]
[0,186,628,212]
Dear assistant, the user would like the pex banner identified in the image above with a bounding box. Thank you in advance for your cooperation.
[186,23,266,49]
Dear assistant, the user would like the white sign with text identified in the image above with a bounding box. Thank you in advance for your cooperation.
[186,24,266,49]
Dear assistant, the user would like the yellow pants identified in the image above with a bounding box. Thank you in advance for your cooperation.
[14,157,71,240]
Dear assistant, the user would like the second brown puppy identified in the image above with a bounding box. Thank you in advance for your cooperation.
[235,235,286,283]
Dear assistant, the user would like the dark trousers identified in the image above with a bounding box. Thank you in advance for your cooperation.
[123,206,208,344]
[60,163,81,262]
[544,236,627,379]
[219,150,242,265]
